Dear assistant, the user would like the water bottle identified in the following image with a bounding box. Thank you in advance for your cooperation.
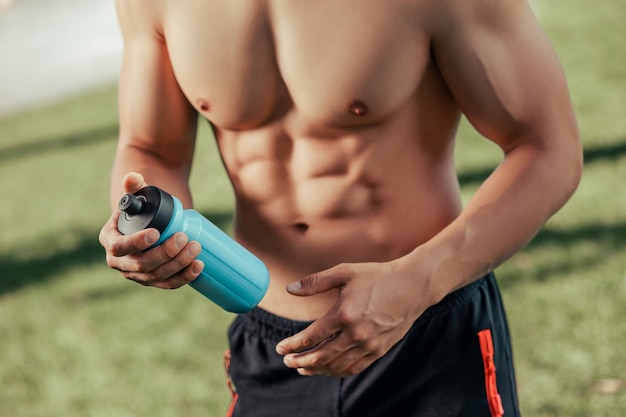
[117,185,270,313]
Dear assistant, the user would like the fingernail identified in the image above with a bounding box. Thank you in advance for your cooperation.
[187,242,201,257]
[286,281,302,292]
[283,356,292,367]
[174,233,188,249]
[145,230,159,245]
[276,344,286,355]
[192,261,204,275]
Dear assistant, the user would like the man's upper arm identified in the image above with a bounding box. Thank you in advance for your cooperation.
[115,0,197,167]
[431,0,579,153]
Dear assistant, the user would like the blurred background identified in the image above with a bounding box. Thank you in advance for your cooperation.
[0,0,624,416]
[0,0,122,116]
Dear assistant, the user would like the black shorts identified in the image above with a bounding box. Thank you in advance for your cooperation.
[225,273,521,417]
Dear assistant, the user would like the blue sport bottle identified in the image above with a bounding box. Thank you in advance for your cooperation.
[117,186,270,313]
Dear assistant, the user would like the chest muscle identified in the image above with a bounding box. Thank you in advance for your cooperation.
[163,0,431,129]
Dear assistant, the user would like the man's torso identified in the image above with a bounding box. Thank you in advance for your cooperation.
[146,0,464,318]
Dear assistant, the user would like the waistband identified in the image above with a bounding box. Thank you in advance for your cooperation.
[239,272,493,340]
[418,272,492,322]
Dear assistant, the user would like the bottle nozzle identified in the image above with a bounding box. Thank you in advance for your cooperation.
[117,186,174,235]
[119,193,146,215]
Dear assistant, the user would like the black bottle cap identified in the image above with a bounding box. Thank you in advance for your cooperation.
[117,186,175,235]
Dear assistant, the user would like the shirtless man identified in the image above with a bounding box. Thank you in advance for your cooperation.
[99,0,582,415]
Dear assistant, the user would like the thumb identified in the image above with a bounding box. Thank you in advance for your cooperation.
[122,172,148,193]
[286,264,351,296]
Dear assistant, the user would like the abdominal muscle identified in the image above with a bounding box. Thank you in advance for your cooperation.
[213,107,463,320]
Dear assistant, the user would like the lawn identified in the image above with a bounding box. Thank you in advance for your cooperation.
[0,0,624,416]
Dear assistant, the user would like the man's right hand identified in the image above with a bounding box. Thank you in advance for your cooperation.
[98,172,204,289]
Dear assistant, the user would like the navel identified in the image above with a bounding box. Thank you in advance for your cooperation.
[196,98,211,112]
[347,99,369,116]
[292,222,309,234]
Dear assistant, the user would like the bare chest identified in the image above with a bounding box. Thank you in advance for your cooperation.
[162,0,432,129]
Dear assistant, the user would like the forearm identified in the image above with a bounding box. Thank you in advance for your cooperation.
[109,143,194,211]
[101,139,203,296]
[112,1,198,213]
[404,142,582,302]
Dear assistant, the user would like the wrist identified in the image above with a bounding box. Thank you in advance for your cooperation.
[392,246,452,311]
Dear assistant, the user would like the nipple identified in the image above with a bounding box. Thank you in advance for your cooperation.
[347,99,369,116]
[196,98,211,112]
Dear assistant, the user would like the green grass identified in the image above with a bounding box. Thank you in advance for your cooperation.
[0,88,236,416]
[1,0,625,415]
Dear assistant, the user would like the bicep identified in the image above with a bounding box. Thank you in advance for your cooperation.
[116,0,197,168]
[431,0,578,152]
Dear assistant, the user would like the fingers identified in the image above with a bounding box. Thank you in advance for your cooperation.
[113,235,202,288]
[122,172,148,193]
[280,328,379,377]
[100,172,202,290]
[99,211,202,289]
[286,264,352,296]
[127,258,204,289]
[294,344,375,377]
[100,214,159,257]
[276,264,359,375]
[276,314,341,356]
[277,262,402,377]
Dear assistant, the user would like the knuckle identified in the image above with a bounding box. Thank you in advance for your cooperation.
[103,237,116,253]
[172,248,195,269]
[162,239,183,259]
[361,340,380,357]
[105,253,117,268]
[297,334,315,349]
[334,309,357,327]
[302,274,319,289]
[163,272,189,289]
[153,266,171,282]
[372,346,386,358]
[127,258,146,273]
[122,272,144,285]
[142,271,160,283]
[107,241,127,257]
[174,253,192,268]
[339,318,372,344]
[307,354,325,368]
[333,263,355,276]
[149,262,185,284]
[124,270,160,287]
[347,328,370,345]
[181,266,200,283]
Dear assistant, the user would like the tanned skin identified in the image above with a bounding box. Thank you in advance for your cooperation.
[99,0,582,378]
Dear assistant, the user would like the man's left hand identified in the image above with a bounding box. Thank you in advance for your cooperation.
[275,261,433,377]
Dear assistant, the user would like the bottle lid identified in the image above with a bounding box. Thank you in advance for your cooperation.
[117,186,174,235]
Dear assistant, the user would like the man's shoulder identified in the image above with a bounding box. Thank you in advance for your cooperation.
[427,0,535,38]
